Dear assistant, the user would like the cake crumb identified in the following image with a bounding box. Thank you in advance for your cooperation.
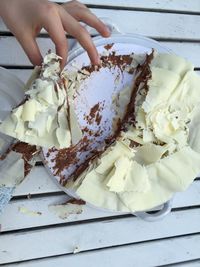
[18,206,42,216]
[73,246,80,254]
[104,43,114,50]
[48,198,85,220]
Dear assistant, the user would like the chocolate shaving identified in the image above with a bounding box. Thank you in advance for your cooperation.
[82,126,93,136]
[65,198,86,205]
[69,51,154,182]
[53,147,78,176]
[51,51,154,186]
[69,151,101,183]
[82,52,133,75]
[104,43,114,50]
[52,135,91,178]
[46,147,57,158]
[11,142,39,176]
[85,103,99,124]
[1,142,40,176]
[121,51,154,128]
[95,112,102,126]
[101,52,133,73]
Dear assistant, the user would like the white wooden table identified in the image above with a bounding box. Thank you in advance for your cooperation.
[1,1,200,266]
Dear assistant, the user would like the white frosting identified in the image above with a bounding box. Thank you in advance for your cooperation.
[76,169,129,212]
[147,146,200,192]
[136,53,199,152]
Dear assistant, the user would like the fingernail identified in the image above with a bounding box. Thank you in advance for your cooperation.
[96,55,101,65]
[105,26,111,35]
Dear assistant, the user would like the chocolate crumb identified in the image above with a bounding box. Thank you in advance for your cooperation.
[95,112,102,126]
[84,102,104,126]
[11,142,39,176]
[66,198,86,205]
[82,126,93,136]
[104,43,114,50]
[85,103,100,125]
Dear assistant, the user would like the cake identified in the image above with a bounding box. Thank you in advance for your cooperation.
[1,49,200,213]
[64,51,200,212]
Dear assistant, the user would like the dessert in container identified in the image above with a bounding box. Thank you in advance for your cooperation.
[1,19,199,221]
[43,20,175,221]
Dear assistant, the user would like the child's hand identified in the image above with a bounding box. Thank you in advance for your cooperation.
[0,0,110,68]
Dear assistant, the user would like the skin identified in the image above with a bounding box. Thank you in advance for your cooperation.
[0,0,111,68]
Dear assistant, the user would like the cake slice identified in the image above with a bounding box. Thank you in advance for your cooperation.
[0,53,82,149]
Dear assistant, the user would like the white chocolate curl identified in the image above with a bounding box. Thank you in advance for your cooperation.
[0,53,82,149]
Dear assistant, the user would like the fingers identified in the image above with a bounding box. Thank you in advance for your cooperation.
[59,7,100,65]
[43,8,68,69]
[62,1,110,37]
[15,1,107,67]
[17,33,42,66]
[71,10,110,37]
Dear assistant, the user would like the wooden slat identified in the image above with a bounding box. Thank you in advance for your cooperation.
[177,260,200,266]
[54,0,200,13]
[4,234,200,267]
[0,37,56,66]
[0,208,200,264]
[163,42,200,68]
[8,69,32,84]
[1,37,200,67]
[13,166,61,197]
[173,180,200,208]
[0,195,118,232]
[1,179,200,232]
[0,0,199,17]
[0,9,200,40]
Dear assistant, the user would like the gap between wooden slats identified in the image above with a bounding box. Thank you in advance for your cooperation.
[52,0,200,14]
[0,178,200,232]
[0,9,200,39]
[13,166,62,196]
[164,259,200,266]
[2,235,200,267]
[1,37,200,68]
[0,209,200,264]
